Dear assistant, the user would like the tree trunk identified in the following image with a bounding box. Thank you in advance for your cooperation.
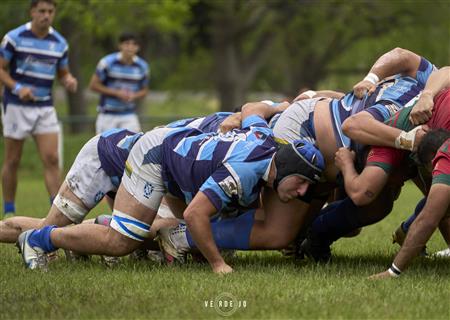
[59,19,89,133]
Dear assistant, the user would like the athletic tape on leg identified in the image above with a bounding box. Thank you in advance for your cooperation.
[53,194,88,224]
[110,210,150,241]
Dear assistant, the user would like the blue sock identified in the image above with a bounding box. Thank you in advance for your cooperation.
[402,197,427,233]
[186,210,255,250]
[4,201,15,214]
[310,197,360,246]
[28,225,58,253]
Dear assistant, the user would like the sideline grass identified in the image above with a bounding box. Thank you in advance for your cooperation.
[0,136,449,319]
[1,180,449,319]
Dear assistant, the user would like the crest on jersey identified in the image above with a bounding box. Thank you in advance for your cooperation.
[218,176,239,198]
[143,182,154,199]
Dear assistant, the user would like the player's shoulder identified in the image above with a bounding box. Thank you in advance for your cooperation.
[48,27,68,45]
[4,23,29,40]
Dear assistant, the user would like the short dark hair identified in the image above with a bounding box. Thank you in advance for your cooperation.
[30,0,56,9]
[417,128,450,165]
[119,32,138,44]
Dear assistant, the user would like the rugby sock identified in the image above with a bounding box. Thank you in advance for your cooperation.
[28,225,57,253]
[310,197,360,246]
[186,210,255,250]
[402,197,427,233]
[3,201,15,214]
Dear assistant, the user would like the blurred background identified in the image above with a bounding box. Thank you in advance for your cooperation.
[0,0,449,133]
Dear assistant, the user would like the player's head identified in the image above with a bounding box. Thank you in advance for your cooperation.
[417,128,450,166]
[30,0,56,30]
[118,32,140,58]
[273,140,324,202]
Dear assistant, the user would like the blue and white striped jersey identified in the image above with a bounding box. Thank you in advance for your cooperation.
[166,112,233,133]
[330,57,437,147]
[0,22,69,107]
[161,115,277,212]
[95,52,149,114]
[97,128,143,187]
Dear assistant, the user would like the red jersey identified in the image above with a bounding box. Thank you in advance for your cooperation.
[432,138,450,186]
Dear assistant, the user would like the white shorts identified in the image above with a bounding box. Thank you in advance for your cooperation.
[1,104,60,139]
[95,113,141,135]
[121,127,173,211]
[65,135,116,210]
[273,98,321,144]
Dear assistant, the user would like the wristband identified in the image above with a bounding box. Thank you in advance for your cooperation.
[363,72,380,85]
[12,82,23,95]
[388,263,401,277]
[394,126,423,151]
[302,90,316,99]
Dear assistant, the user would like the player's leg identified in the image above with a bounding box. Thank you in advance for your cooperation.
[1,137,25,217]
[33,132,61,201]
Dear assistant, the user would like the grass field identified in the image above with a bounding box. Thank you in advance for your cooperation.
[1,136,449,319]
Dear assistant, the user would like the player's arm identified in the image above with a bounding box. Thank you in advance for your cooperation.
[370,183,450,279]
[183,191,232,274]
[130,87,148,101]
[342,110,425,151]
[241,101,289,122]
[0,57,35,101]
[294,90,344,101]
[410,66,450,125]
[89,73,120,97]
[219,112,241,133]
[57,67,77,93]
[353,47,422,98]
[335,147,388,206]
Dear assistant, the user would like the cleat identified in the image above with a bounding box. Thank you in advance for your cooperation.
[298,230,331,263]
[156,227,187,265]
[101,255,121,268]
[64,249,90,262]
[16,230,48,271]
[433,248,450,258]
[146,250,165,264]
[129,248,149,261]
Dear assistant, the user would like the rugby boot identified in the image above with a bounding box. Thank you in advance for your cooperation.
[156,225,188,265]
[17,230,48,271]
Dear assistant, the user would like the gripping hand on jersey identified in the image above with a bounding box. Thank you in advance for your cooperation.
[409,92,434,125]
[353,80,377,99]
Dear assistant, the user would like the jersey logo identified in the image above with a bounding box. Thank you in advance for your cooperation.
[143,182,154,199]
[218,176,239,198]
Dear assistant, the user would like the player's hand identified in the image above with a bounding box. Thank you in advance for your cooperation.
[116,89,132,102]
[353,80,376,99]
[409,92,434,125]
[334,147,356,171]
[61,74,78,93]
[18,86,35,101]
[368,270,395,280]
[212,262,233,275]
[219,113,241,133]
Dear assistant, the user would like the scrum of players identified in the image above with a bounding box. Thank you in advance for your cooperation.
[1,44,449,278]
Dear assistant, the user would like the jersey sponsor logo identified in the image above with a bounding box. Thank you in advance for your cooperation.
[143,182,154,199]
[218,176,239,198]
[125,161,133,177]
[94,191,105,203]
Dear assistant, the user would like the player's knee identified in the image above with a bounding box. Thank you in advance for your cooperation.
[2,155,21,171]
[42,152,59,169]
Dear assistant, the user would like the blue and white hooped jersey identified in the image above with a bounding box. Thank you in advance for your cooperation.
[330,57,437,147]
[96,52,149,114]
[0,22,69,107]
[161,115,277,211]
[166,112,234,133]
[97,128,143,187]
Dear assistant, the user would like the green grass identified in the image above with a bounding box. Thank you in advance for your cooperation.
[1,136,449,319]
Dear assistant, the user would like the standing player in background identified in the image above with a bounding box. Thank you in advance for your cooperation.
[89,32,149,134]
[0,0,77,219]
